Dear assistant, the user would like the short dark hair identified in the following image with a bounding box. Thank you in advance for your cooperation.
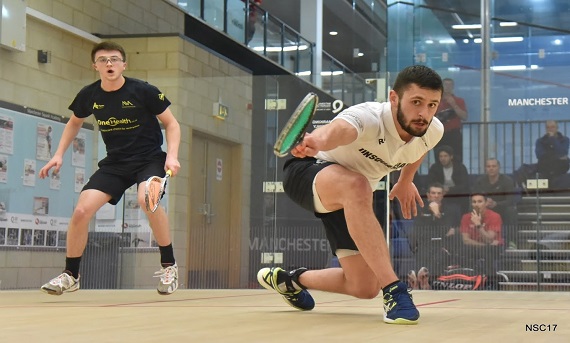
[437,145,454,156]
[470,191,487,200]
[392,65,443,98]
[427,182,444,192]
[486,158,501,167]
[91,41,126,62]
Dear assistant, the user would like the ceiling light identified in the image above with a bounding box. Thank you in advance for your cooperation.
[425,39,434,44]
[329,31,338,36]
[473,37,524,43]
[491,36,524,43]
[553,39,562,45]
[322,71,344,76]
[452,24,482,29]
[490,64,538,71]
[463,39,469,43]
[357,52,364,57]
[499,22,518,27]
[252,45,309,52]
[439,39,456,44]
[491,65,526,71]
[295,71,344,76]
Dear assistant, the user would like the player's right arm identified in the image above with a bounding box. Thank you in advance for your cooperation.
[39,114,85,178]
[291,119,358,158]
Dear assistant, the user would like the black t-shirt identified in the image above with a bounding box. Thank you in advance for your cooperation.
[69,77,171,161]
[414,205,458,239]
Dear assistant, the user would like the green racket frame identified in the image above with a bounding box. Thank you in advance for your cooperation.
[273,92,319,157]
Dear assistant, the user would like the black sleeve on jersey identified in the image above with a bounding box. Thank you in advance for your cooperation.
[141,82,172,115]
[68,82,98,118]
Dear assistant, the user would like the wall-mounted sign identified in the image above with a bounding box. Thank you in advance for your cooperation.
[213,102,228,120]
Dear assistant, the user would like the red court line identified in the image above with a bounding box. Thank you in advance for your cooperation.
[0,292,274,309]
[417,298,461,307]
[101,292,267,307]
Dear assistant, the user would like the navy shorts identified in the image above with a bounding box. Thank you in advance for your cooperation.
[283,157,358,254]
[82,151,167,205]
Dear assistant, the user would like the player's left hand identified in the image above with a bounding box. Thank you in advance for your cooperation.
[389,181,423,219]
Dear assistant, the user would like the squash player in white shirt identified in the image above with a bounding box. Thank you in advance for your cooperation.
[258,65,444,325]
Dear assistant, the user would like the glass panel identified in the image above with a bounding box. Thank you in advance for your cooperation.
[354,0,387,27]
[203,0,225,30]
[226,0,248,43]
[255,14,283,65]
[175,0,201,17]
[297,37,313,84]
[388,0,570,292]
[246,3,265,47]
[320,52,332,95]
[282,27,303,75]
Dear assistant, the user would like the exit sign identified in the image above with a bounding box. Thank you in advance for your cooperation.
[213,102,228,120]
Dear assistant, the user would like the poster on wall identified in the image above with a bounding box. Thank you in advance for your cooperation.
[0,115,14,154]
[36,123,54,161]
[33,196,49,215]
[0,154,7,183]
[23,158,36,186]
[96,202,116,220]
[124,191,141,220]
[50,170,61,190]
[74,168,85,192]
[46,230,57,246]
[0,102,95,249]
[72,132,86,167]
[7,227,18,245]
[33,229,45,246]
[20,228,32,246]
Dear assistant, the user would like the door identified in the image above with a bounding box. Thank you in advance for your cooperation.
[189,133,234,288]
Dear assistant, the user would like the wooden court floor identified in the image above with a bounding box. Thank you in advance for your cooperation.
[0,289,568,342]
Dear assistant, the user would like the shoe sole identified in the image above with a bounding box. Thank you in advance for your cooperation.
[383,315,419,325]
[157,282,179,295]
[40,285,80,296]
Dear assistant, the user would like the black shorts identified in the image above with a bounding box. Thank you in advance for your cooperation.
[283,158,358,254]
[83,151,167,205]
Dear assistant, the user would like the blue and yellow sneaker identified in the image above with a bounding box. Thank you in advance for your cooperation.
[383,281,420,324]
[257,267,315,311]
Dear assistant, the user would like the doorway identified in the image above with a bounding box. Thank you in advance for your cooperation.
[188,133,238,288]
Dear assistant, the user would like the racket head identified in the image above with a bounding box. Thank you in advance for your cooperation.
[144,170,171,213]
[273,92,319,157]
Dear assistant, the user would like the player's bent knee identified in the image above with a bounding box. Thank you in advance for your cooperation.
[343,175,373,197]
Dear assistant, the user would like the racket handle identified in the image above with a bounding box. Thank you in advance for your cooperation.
[166,170,172,177]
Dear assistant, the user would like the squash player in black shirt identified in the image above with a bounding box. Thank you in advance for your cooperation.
[38,41,181,296]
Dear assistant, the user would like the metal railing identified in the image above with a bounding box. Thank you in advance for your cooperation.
[420,120,570,176]
[170,0,376,104]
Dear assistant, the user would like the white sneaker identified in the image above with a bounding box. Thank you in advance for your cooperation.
[155,263,178,295]
[41,272,80,295]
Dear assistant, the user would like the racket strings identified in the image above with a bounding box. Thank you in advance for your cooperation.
[147,177,162,210]
[283,102,317,148]
[275,93,318,157]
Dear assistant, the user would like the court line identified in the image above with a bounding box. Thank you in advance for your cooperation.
[417,298,461,307]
